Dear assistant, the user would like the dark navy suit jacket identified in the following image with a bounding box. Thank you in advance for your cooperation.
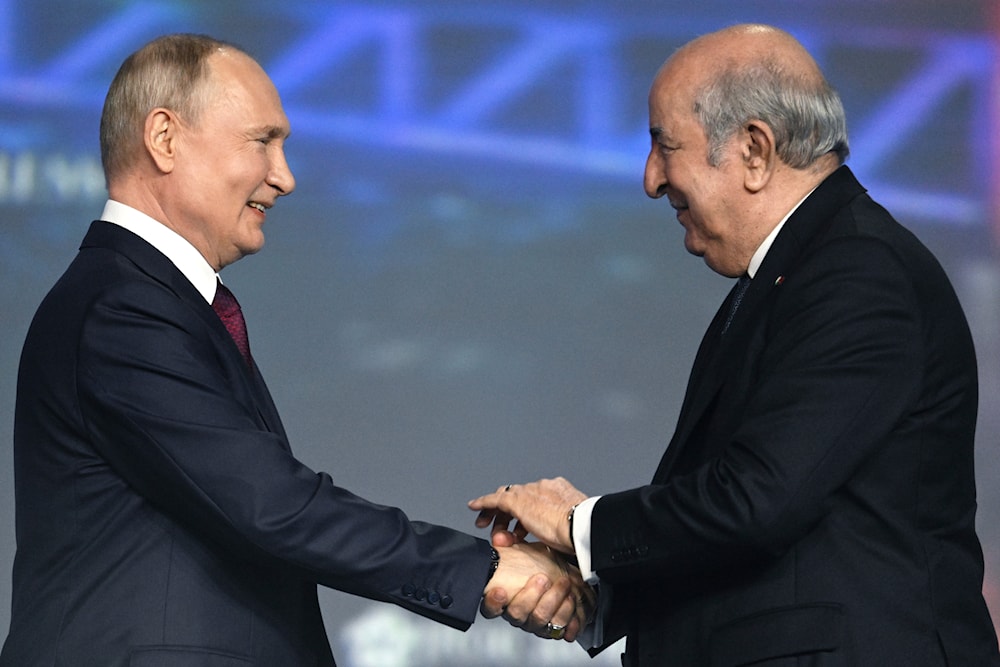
[2,221,493,666]
[590,167,1000,666]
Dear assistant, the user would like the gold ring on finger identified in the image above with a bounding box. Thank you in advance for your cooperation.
[545,622,566,639]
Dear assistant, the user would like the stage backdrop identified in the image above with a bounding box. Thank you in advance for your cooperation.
[2,1,998,664]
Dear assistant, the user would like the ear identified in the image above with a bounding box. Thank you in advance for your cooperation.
[742,120,776,193]
[144,108,178,174]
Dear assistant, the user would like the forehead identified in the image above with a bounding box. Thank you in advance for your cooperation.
[648,68,700,137]
[649,46,707,106]
[204,51,290,133]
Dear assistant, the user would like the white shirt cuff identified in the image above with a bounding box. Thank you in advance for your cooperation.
[572,495,601,584]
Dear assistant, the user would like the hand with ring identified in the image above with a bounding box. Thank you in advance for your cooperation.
[480,542,595,642]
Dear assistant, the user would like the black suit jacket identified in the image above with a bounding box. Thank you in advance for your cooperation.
[590,167,1000,666]
[2,221,494,666]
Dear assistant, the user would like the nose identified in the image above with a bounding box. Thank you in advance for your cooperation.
[268,146,296,196]
[644,149,666,199]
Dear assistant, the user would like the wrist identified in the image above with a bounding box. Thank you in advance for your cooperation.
[486,546,500,581]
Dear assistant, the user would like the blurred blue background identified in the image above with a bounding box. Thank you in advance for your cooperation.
[2,1,999,664]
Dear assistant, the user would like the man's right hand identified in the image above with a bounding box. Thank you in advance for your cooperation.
[482,542,595,642]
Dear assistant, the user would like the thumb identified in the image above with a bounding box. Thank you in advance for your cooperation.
[480,586,508,619]
[491,529,518,547]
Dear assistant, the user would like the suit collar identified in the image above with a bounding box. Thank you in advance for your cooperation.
[99,200,218,303]
[718,165,865,341]
[82,220,209,308]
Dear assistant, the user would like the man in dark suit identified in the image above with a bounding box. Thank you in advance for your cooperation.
[1,34,591,666]
[471,24,1000,666]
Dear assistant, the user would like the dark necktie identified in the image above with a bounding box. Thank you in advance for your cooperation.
[212,282,252,366]
[722,274,751,335]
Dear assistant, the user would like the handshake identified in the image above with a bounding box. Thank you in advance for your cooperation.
[469,477,594,643]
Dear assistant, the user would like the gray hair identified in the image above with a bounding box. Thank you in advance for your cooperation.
[693,59,849,169]
[99,34,239,182]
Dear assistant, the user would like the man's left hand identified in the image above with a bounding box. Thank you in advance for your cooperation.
[469,477,587,554]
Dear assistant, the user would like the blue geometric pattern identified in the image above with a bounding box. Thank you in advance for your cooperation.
[0,2,993,226]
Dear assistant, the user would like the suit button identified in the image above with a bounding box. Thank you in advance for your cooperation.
[415,588,427,601]
[428,591,441,605]
[440,595,454,609]
[402,584,416,597]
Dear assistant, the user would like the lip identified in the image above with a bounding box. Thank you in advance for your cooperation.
[247,201,270,216]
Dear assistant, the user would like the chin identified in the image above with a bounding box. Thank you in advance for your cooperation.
[242,232,266,255]
[683,239,705,259]
[241,242,264,258]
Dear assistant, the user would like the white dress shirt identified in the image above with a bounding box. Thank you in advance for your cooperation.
[100,199,221,304]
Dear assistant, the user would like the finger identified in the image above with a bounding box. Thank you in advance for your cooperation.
[479,586,509,620]
[562,616,581,643]
[475,506,516,531]
[548,586,576,631]
[540,578,577,639]
[468,486,509,511]
[489,518,510,537]
[502,573,550,629]
[474,507,498,528]
[573,592,590,627]
[525,576,572,637]
[490,529,518,547]
[511,520,529,543]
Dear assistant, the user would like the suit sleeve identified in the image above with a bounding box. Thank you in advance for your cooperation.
[75,279,492,630]
[590,235,926,582]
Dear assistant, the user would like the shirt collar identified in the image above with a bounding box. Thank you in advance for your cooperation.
[100,200,219,304]
[746,188,816,279]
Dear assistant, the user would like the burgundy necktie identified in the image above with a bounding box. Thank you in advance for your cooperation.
[212,282,252,366]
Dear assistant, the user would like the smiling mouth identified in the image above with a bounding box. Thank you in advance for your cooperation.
[248,202,268,214]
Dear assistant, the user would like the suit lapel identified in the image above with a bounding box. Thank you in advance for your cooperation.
[653,283,753,482]
[81,221,289,442]
[653,166,867,483]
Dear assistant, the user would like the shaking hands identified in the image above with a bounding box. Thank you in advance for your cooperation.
[472,478,593,642]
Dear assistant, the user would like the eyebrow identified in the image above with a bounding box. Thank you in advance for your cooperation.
[253,125,291,139]
[650,126,673,143]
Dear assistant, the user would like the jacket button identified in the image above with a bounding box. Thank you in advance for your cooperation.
[428,591,441,605]
[414,587,427,601]
[402,584,416,597]
[440,595,454,609]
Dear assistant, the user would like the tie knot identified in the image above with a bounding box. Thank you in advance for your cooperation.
[212,282,242,319]
[735,273,751,295]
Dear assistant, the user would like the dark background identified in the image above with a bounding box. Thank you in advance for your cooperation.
[2,1,998,664]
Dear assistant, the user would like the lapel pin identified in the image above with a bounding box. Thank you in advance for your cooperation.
[774,276,785,286]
